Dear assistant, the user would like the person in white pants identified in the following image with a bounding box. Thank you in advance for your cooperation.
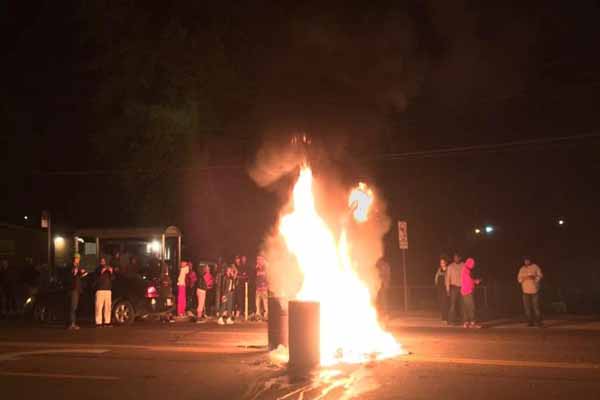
[95,257,114,327]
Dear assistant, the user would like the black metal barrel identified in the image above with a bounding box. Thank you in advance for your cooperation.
[268,297,289,350]
[288,300,320,374]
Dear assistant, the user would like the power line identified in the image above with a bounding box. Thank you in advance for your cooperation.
[373,132,600,162]
[32,132,600,176]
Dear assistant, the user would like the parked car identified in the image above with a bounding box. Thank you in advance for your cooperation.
[26,269,174,325]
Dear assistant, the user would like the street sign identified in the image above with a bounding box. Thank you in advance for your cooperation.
[41,211,50,229]
[398,221,408,249]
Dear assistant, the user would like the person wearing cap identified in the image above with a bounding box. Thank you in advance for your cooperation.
[66,253,87,330]
[518,257,543,327]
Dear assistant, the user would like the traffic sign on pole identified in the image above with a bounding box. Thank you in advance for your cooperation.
[398,221,409,312]
[398,221,408,249]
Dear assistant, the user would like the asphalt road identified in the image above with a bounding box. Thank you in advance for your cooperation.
[0,319,599,400]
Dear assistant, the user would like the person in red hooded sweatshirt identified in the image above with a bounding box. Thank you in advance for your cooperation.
[461,258,482,328]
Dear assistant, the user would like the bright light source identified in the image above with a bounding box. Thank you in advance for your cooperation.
[54,236,65,246]
[75,236,85,243]
[558,219,565,226]
[147,240,161,253]
[25,297,33,305]
[485,225,494,234]
[23,215,28,221]
[474,228,481,234]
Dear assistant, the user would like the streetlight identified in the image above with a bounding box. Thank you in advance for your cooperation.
[474,228,481,235]
[558,219,565,226]
[485,225,494,234]
[23,215,28,221]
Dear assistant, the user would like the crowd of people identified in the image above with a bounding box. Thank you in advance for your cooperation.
[175,254,269,326]
[64,252,270,330]
[434,253,544,327]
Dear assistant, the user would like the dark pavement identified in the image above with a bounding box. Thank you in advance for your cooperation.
[1,319,599,399]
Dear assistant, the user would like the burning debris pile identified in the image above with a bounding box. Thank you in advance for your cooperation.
[269,164,404,367]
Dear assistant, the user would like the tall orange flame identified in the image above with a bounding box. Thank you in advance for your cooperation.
[279,166,403,365]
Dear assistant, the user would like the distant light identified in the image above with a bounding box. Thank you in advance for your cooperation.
[25,297,33,305]
[558,219,565,226]
[147,240,161,253]
[76,237,85,243]
[485,225,494,234]
[23,215,29,221]
[474,228,481,234]
[54,236,65,246]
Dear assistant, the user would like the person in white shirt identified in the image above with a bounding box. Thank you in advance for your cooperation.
[445,253,465,325]
[517,257,543,327]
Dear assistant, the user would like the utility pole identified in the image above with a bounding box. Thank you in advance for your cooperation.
[41,211,52,272]
[398,221,409,312]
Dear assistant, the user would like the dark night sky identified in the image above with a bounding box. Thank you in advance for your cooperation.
[2,1,600,288]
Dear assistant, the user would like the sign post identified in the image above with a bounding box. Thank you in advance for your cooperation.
[398,221,409,312]
[41,211,51,272]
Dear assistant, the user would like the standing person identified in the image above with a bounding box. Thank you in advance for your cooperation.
[214,259,225,316]
[176,261,189,317]
[255,255,269,321]
[66,254,87,330]
[128,256,139,275]
[186,263,198,316]
[218,265,237,325]
[461,258,482,328]
[95,257,114,327]
[445,253,464,325]
[376,257,391,320]
[518,257,544,327]
[434,257,449,322]
[110,252,121,274]
[234,255,249,318]
[195,264,212,323]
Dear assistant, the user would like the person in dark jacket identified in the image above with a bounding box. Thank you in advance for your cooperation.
[66,253,87,330]
[195,264,211,323]
[234,255,248,318]
[95,257,114,327]
[218,265,237,325]
[434,256,449,322]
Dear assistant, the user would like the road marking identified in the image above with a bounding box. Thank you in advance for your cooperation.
[408,355,600,370]
[0,371,119,380]
[0,348,110,362]
[0,341,266,355]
